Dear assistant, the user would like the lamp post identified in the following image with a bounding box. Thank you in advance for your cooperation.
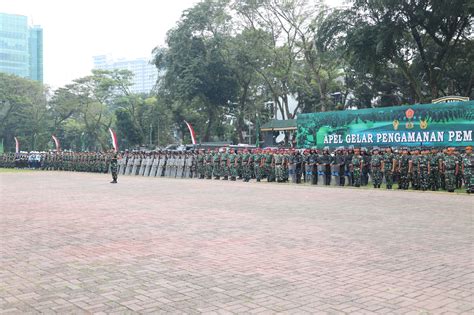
[149,123,153,147]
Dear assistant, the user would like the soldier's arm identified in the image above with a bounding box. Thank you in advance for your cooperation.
[408,160,413,173]
[455,161,459,176]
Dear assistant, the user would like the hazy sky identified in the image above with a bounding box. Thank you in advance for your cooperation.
[1,0,345,89]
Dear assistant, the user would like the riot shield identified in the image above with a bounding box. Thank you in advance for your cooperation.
[305,164,312,183]
[330,165,339,186]
[317,165,325,185]
[289,163,296,183]
[125,158,133,176]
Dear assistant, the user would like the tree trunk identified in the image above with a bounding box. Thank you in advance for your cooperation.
[203,107,214,142]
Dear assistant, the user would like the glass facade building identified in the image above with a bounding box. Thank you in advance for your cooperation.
[0,12,43,82]
[93,55,158,94]
[29,25,43,82]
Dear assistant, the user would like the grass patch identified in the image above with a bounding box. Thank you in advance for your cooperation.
[0,168,35,173]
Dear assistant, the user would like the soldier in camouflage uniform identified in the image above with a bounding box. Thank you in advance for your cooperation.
[428,148,441,191]
[228,149,237,181]
[220,149,229,180]
[442,147,459,193]
[370,147,383,188]
[253,149,263,182]
[110,152,118,184]
[212,149,220,179]
[263,149,275,182]
[351,148,363,187]
[398,148,411,190]
[321,148,333,185]
[455,149,463,189]
[382,147,395,189]
[409,148,420,190]
[361,148,371,186]
[204,150,213,179]
[418,148,430,191]
[310,149,319,185]
[461,146,473,193]
[333,148,345,186]
[274,150,283,182]
[440,148,448,190]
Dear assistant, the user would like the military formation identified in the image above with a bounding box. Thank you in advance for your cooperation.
[1,146,473,193]
[0,151,112,173]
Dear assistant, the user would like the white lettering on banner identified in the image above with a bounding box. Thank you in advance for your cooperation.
[324,134,344,144]
[416,133,422,142]
[448,131,455,141]
[394,133,401,142]
[437,132,444,142]
[423,132,430,142]
[328,130,471,145]
[463,130,472,141]
[388,133,394,142]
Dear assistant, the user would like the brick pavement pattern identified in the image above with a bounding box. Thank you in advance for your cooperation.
[0,172,473,314]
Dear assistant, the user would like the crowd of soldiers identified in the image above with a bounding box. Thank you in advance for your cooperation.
[0,151,111,173]
[1,146,473,193]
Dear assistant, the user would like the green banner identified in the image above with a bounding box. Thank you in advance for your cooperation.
[296,101,474,148]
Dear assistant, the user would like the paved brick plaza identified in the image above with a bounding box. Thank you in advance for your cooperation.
[0,172,472,314]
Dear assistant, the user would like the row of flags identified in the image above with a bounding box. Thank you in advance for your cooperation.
[7,120,262,153]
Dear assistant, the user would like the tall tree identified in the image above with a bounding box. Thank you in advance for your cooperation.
[153,0,238,142]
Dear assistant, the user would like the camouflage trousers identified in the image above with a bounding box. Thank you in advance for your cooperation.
[213,164,221,178]
[229,165,238,179]
[275,165,284,182]
[243,164,252,181]
[265,164,275,182]
[445,171,456,191]
[399,168,410,190]
[197,164,204,178]
[371,169,382,186]
[283,166,289,182]
[237,164,243,178]
[384,170,393,188]
[205,164,213,179]
[254,165,263,180]
[353,168,361,187]
[419,167,429,191]
[464,172,472,192]
[220,165,229,178]
[429,168,440,190]
[411,170,419,189]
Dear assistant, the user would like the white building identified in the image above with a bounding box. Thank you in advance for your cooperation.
[93,54,158,94]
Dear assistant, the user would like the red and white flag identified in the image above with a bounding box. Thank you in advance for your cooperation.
[14,137,19,153]
[109,128,118,152]
[51,135,61,151]
[184,120,197,145]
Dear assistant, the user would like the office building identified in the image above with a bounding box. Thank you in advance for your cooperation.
[0,12,43,82]
[93,55,158,94]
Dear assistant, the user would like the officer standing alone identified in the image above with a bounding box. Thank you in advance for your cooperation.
[110,152,118,184]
